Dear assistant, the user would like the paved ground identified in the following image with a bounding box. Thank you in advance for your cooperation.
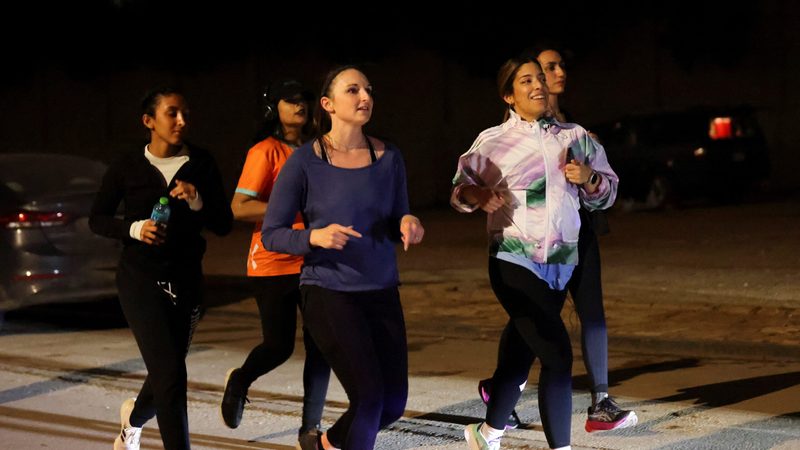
[0,199,799,449]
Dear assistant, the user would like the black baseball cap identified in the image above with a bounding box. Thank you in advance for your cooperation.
[270,79,314,104]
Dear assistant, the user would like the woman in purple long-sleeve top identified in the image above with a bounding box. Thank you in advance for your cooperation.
[261,65,424,450]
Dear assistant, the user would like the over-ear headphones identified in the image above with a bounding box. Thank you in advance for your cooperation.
[261,84,277,122]
[261,80,312,123]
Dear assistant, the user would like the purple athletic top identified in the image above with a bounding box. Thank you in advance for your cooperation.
[262,141,410,292]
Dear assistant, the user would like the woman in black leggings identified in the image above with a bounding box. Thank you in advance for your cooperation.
[262,65,424,450]
[221,80,331,449]
[452,56,618,450]
[90,86,232,450]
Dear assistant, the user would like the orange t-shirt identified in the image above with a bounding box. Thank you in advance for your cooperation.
[235,137,304,276]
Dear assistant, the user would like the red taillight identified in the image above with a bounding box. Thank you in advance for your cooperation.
[12,271,66,281]
[709,117,733,140]
[0,211,72,228]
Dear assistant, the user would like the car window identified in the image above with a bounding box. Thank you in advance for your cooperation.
[0,155,106,199]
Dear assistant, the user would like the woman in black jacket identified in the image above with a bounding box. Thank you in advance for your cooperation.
[90,86,232,450]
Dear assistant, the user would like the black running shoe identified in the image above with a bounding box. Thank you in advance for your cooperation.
[296,427,322,450]
[220,368,249,429]
[585,396,638,432]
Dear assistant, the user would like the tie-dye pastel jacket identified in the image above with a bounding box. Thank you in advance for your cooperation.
[451,110,618,266]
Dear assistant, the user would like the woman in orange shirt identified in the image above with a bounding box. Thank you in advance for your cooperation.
[220,80,330,450]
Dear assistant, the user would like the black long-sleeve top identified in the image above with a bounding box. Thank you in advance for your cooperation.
[90,145,233,279]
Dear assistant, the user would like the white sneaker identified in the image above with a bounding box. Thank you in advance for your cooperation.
[113,398,142,450]
[464,423,500,450]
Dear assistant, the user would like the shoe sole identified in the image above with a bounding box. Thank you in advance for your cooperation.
[220,368,240,429]
[585,411,638,433]
[120,398,135,428]
[464,424,481,450]
[114,398,138,450]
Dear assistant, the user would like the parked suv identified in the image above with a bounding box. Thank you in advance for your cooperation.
[590,106,770,209]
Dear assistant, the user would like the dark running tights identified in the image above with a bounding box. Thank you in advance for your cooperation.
[487,258,572,449]
[300,285,408,450]
[567,216,609,394]
[238,274,331,432]
[494,217,609,395]
[117,259,202,450]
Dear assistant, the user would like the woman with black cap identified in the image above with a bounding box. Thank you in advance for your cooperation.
[220,79,331,450]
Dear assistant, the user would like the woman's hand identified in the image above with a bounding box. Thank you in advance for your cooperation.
[140,219,166,245]
[461,186,505,213]
[170,180,197,203]
[309,224,363,250]
[565,159,600,194]
[400,215,424,251]
[565,159,593,184]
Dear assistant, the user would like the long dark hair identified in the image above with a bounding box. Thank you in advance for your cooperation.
[496,56,541,121]
[313,64,364,137]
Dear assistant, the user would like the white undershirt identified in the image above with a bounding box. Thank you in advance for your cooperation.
[129,145,203,240]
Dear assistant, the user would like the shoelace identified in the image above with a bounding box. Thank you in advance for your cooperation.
[599,398,621,413]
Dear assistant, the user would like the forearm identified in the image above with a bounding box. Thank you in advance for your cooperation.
[89,214,133,241]
[89,166,131,241]
[231,193,268,222]
[262,225,312,255]
[579,131,618,210]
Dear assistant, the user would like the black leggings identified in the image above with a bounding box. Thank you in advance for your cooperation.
[116,259,202,450]
[567,218,608,393]
[238,275,330,432]
[487,258,572,449]
[300,285,408,450]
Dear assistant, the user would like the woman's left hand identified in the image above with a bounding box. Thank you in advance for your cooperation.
[170,180,198,203]
[400,215,424,251]
[564,159,593,185]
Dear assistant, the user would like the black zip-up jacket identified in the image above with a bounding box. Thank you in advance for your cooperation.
[90,145,233,279]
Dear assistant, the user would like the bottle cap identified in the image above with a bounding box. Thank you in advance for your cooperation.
[159,197,169,205]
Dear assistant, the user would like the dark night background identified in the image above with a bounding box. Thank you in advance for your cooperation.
[1,0,798,207]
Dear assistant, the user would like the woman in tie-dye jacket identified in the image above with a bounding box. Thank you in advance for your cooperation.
[454,55,617,450]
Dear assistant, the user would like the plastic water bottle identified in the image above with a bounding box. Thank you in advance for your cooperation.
[150,196,171,231]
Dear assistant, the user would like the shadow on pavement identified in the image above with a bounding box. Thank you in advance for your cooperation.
[573,358,701,390]
[653,371,800,408]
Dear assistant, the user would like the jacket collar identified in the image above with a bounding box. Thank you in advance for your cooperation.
[504,109,560,131]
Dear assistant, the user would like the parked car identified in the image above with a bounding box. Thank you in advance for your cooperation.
[589,106,771,209]
[0,153,120,311]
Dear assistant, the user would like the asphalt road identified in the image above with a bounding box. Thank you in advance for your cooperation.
[0,199,798,449]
